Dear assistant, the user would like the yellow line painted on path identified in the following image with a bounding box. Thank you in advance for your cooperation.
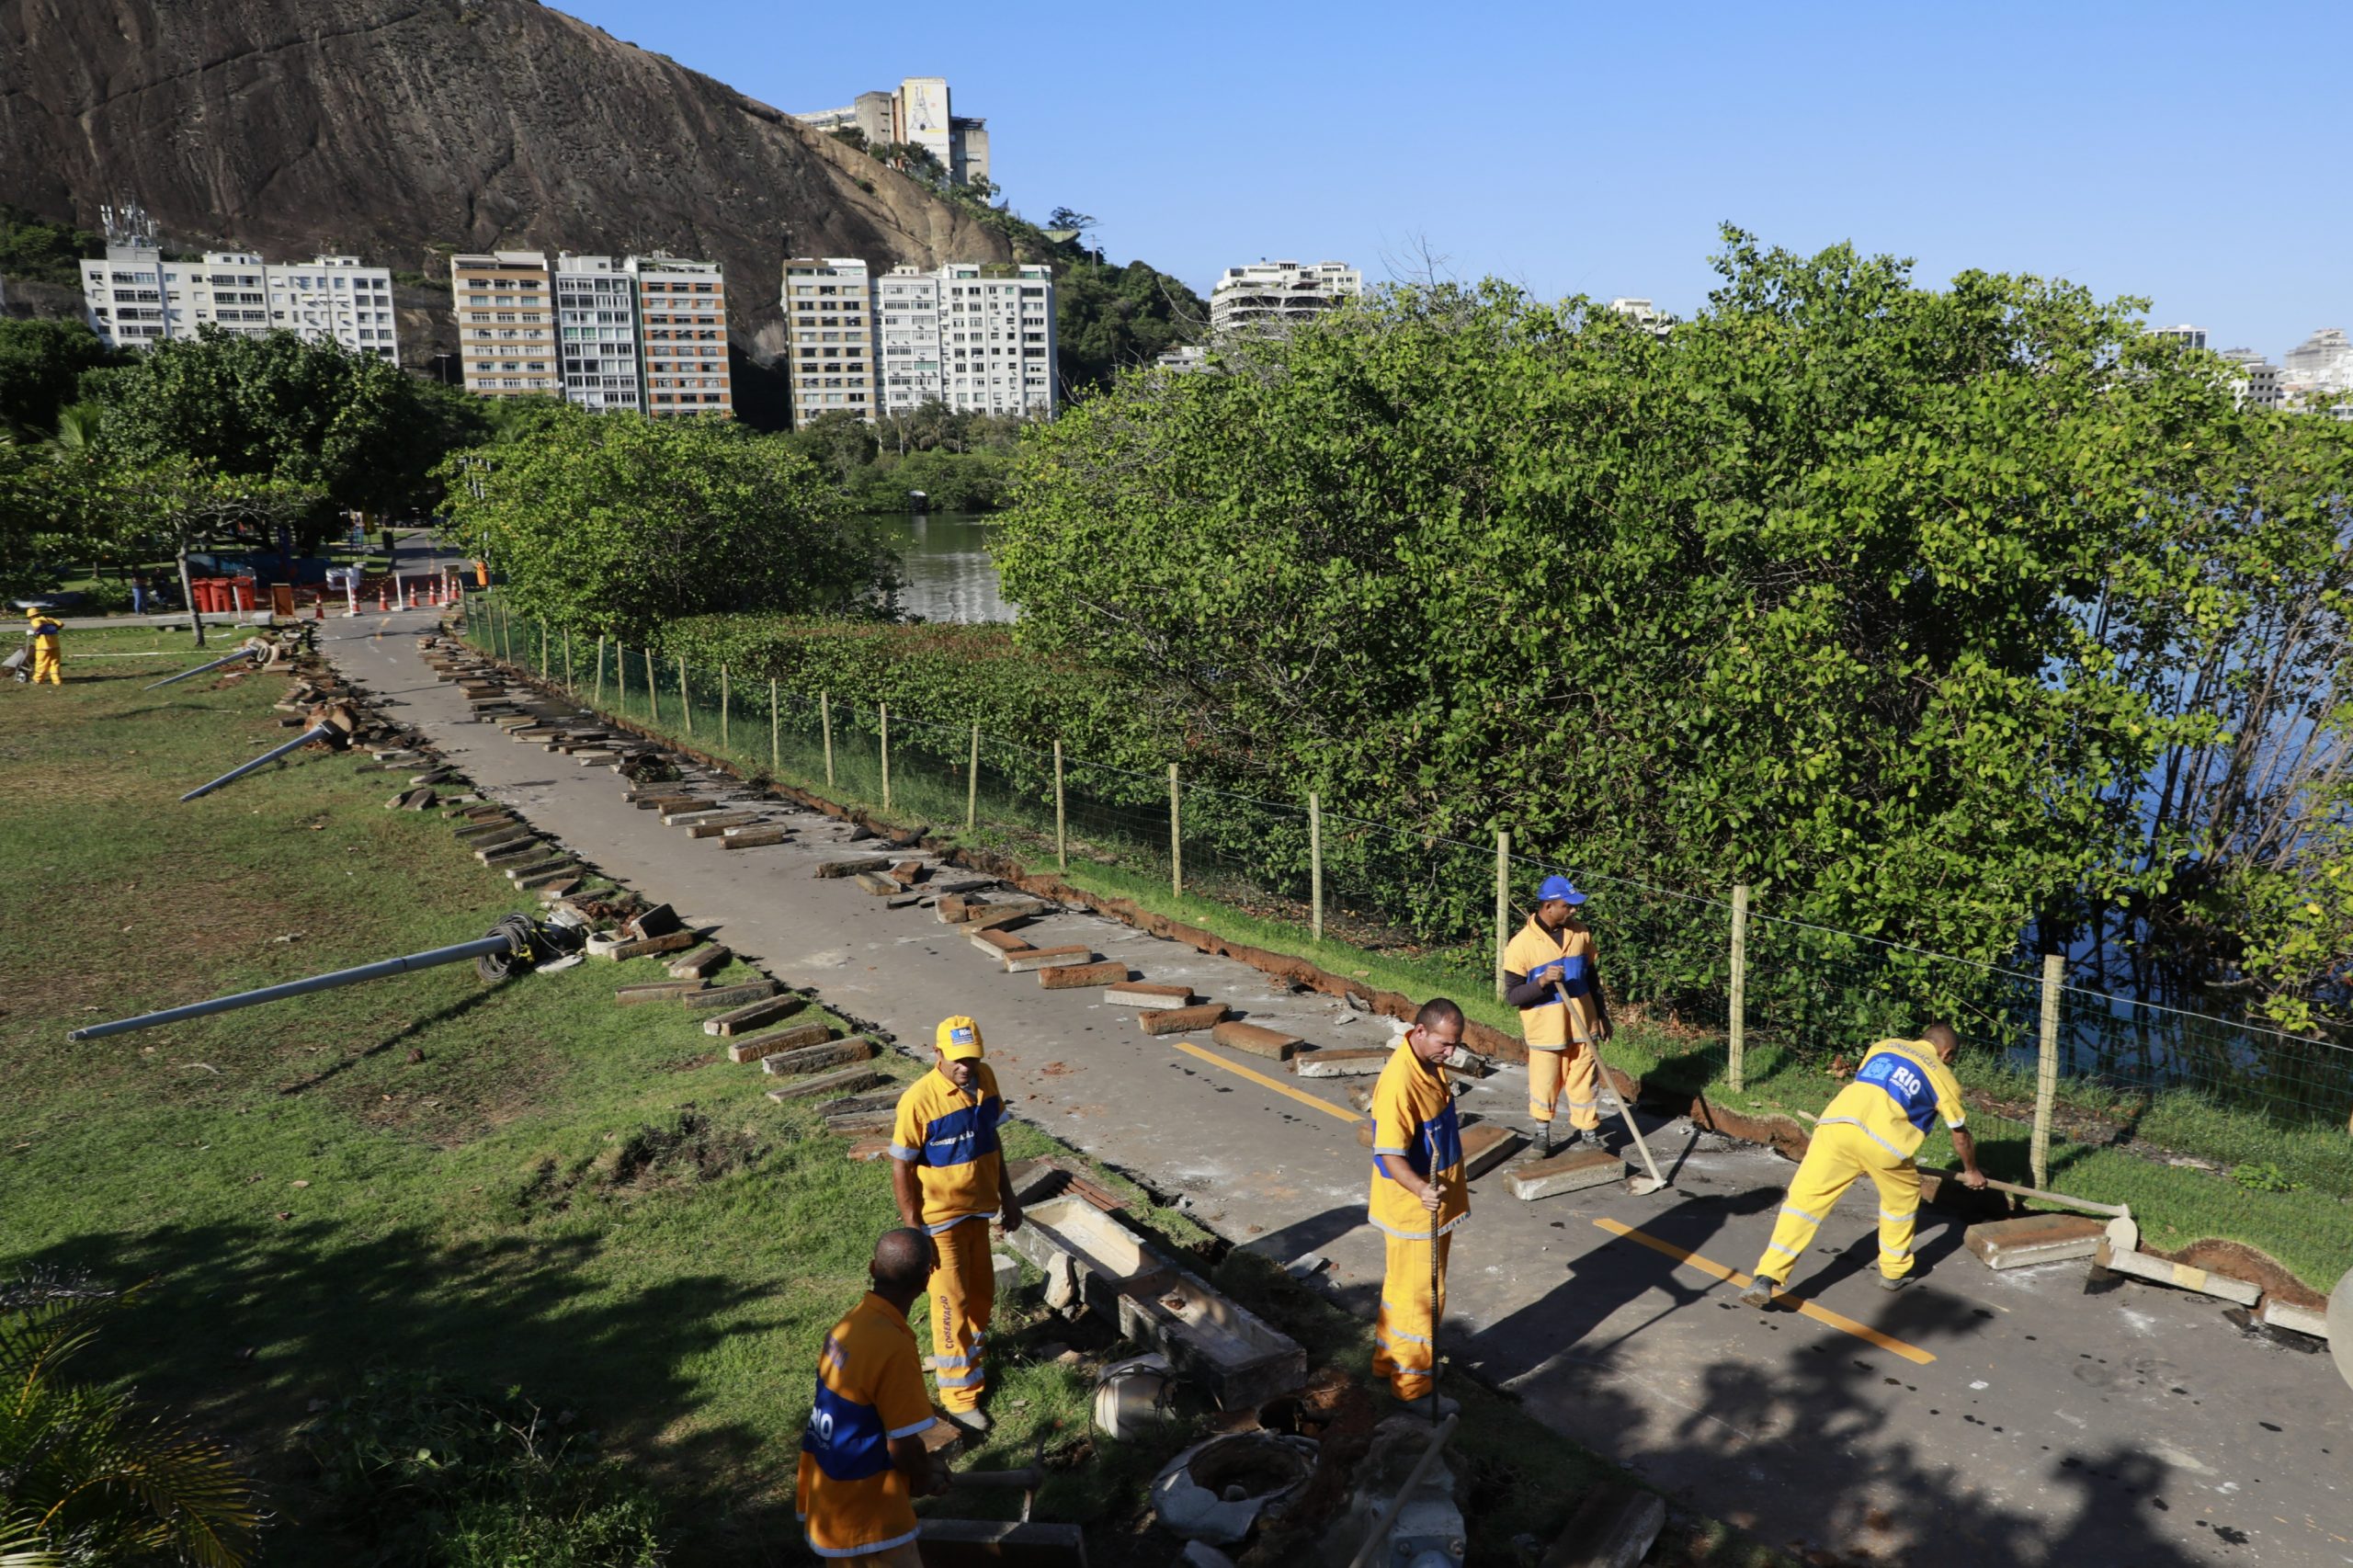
[1591,1217,1938,1366]
[1170,1040,1362,1126]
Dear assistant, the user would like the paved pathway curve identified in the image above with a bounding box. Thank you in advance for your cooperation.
[325,608,2349,1568]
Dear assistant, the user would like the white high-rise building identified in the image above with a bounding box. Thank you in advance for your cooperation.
[82,243,400,361]
[937,263,1054,417]
[1607,297,1678,335]
[877,266,946,412]
[2280,327,2353,401]
[1210,260,1362,339]
[2151,324,2208,351]
[552,254,642,414]
[781,257,878,427]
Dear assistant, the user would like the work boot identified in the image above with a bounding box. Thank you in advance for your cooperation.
[1878,1274,1913,1292]
[1739,1276,1779,1310]
[942,1406,991,1436]
[1396,1391,1460,1420]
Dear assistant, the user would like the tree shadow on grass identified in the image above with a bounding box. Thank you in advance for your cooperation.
[20,1218,778,1564]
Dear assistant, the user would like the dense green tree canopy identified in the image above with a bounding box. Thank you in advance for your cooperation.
[1052,256,1204,396]
[996,230,2353,1025]
[85,329,483,522]
[437,405,900,640]
[0,319,117,437]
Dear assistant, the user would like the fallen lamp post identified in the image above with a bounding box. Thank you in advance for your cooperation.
[180,702,359,803]
[144,641,267,691]
[66,914,584,1041]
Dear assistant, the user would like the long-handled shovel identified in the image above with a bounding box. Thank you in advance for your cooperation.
[1554,974,1667,1196]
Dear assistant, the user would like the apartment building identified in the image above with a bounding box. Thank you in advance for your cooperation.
[2218,347,2284,410]
[876,266,946,412]
[781,257,878,427]
[451,251,558,397]
[627,255,733,417]
[938,263,1054,417]
[552,254,642,414]
[2151,324,2209,351]
[1209,260,1362,338]
[1607,297,1678,335]
[82,242,400,360]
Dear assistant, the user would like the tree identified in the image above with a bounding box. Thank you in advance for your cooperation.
[0,1274,259,1565]
[1044,209,1097,237]
[996,230,2353,1026]
[436,407,900,639]
[1051,256,1205,396]
[86,330,465,531]
[0,204,101,289]
[0,319,115,437]
[80,456,323,645]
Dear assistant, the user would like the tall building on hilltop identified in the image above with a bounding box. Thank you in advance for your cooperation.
[1210,260,1361,339]
[1607,297,1678,335]
[552,254,642,414]
[781,257,877,428]
[795,76,990,187]
[82,225,399,360]
[451,251,558,397]
[628,255,733,417]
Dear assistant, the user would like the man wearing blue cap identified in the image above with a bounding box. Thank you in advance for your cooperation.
[1504,875,1612,1155]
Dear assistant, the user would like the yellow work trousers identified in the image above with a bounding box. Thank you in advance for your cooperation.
[1372,1232,1452,1400]
[926,1216,995,1413]
[1528,1043,1600,1131]
[29,646,61,685]
[1753,1121,1920,1285]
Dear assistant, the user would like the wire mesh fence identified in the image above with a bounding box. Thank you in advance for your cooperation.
[460,599,2353,1239]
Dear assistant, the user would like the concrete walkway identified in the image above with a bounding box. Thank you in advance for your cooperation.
[324,609,2349,1568]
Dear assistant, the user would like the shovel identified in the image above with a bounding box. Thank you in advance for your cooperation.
[1553,974,1667,1196]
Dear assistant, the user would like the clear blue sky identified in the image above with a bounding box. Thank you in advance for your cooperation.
[552,0,2347,357]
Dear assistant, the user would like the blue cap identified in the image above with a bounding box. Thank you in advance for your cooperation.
[1538,875,1587,906]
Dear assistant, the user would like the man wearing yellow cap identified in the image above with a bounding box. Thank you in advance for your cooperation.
[889,1015,1023,1434]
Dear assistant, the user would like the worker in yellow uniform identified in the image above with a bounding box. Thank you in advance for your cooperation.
[1503,875,1611,1155]
[1370,997,1471,1417]
[889,1016,1022,1436]
[797,1228,949,1566]
[22,605,64,686]
[1742,1021,1987,1305]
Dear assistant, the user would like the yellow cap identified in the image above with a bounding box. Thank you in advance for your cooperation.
[935,1015,984,1061]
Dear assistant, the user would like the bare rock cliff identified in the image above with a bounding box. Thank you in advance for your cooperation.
[0,0,1014,360]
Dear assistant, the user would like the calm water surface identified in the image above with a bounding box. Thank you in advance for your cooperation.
[871,511,1011,623]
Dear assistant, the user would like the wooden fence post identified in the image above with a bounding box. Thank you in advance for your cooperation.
[1168,763,1183,899]
[966,722,980,832]
[677,656,692,736]
[1494,830,1511,1003]
[1728,884,1750,1094]
[563,630,573,691]
[2033,953,2063,1189]
[770,679,779,773]
[1309,791,1324,944]
[645,649,659,723]
[721,666,731,751]
[880,703,892,809]
[822,692,834,788]
[538,620,548,679]
[595,635,605,703]
[1053,741,1066,870]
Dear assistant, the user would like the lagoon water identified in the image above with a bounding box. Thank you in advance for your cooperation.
[871,511,1011,624]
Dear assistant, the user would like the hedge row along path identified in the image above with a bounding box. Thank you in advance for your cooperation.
[324,603,2347,1568]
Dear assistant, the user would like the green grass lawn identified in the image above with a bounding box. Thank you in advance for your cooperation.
[3,629,1789,1567]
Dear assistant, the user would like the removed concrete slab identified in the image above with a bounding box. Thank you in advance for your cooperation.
[1965,1213,2108,1270]
[759,1037,876,1078]
[1040,960,1127,991]
[1294,1048,1391,1078]
[1004,944,1097,975]
[666,944,732,980]
[1141,1003,1229,1037]
[726,1021,831,1063]
[2094,1240,2263,1305]
[1460,1122,1525,1180]
[703,994,806,1037]
[816,856,892,879]
[1107,981,1193,1009]
[765,1065,889,1103]
[1511,1149,1629,1201]
[1209,1019,1302,1062]
[1540,1481,1666,1568]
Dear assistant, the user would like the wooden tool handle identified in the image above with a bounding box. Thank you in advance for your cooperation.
[947,1467,1045,1491]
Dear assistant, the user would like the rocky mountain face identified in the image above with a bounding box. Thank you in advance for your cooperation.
[0,0,1015,365]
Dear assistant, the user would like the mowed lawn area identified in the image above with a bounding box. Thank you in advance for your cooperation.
[0,631,1789,1567]
[0,629,1087,1562]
